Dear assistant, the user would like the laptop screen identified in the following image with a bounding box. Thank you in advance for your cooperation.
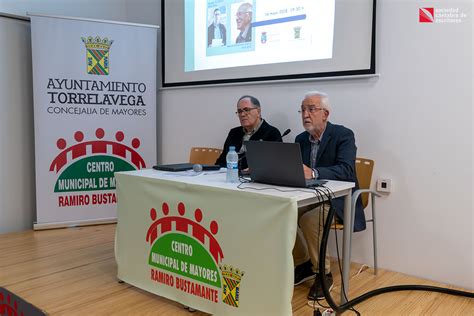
[245,141,309,187]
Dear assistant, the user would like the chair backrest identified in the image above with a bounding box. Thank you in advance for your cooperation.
[355,158,375,209]
[189,147,223,165]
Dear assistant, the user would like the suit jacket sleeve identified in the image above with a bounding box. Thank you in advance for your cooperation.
[317,128,357,181]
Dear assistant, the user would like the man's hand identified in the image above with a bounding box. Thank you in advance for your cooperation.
[240,167,250,176]
[303,164,313,180]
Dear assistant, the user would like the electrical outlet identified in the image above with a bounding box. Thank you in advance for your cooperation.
[376,178,392,193]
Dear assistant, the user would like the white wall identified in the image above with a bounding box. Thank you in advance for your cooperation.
[0,0,472,290]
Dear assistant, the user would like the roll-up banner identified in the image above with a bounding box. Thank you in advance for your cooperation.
[30,14,158,229]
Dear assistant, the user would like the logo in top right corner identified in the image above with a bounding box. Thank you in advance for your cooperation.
[419,7,468,24]
[419,8,434,23]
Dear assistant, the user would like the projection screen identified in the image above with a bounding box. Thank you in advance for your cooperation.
[162,0,376,87]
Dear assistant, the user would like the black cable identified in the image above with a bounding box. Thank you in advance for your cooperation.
[322,187,360,315]
[303,187,351,312]
[308,188,332,310]
[333,222,360,315]
[236,182,323,194]
[237,174,252,183]
[318,194,474,314]
[309,188,361,315]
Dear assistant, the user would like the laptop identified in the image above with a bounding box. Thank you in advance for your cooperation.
[153,163,220,172]
[244,141,327,188]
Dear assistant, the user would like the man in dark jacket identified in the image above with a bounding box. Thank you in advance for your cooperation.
[208,8,226,47]
[293,91,365,301]
[215,95,281,169]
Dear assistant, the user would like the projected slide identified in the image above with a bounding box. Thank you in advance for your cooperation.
[185,0,335,72]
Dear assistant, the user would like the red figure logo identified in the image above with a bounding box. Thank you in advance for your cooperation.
[419,8,434,23]
[146,202,224,263]
[50,128,146,173]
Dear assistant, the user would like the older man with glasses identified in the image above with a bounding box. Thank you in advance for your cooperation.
[293,91,365,301]
[235,2,252,43]
[215,95,281,169]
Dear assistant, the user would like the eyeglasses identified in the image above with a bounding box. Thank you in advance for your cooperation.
[236,11,250,17]
[298,106,324,114]
[236,107,258,115]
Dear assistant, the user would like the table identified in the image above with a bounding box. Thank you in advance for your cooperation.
[115,169,354,315]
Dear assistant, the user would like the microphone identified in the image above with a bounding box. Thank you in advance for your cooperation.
[280,128,291,140]
[192,164,203,173]
[192,164,221,172]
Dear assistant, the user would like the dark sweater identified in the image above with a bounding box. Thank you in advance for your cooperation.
[215,120,282,169]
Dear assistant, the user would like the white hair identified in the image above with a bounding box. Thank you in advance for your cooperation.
[303,91,331,113]
[239,2,253,13]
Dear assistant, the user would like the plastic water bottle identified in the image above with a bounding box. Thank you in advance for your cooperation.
[226,146,239,183]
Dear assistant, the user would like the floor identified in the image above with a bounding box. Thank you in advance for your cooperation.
[0,224,472,315]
